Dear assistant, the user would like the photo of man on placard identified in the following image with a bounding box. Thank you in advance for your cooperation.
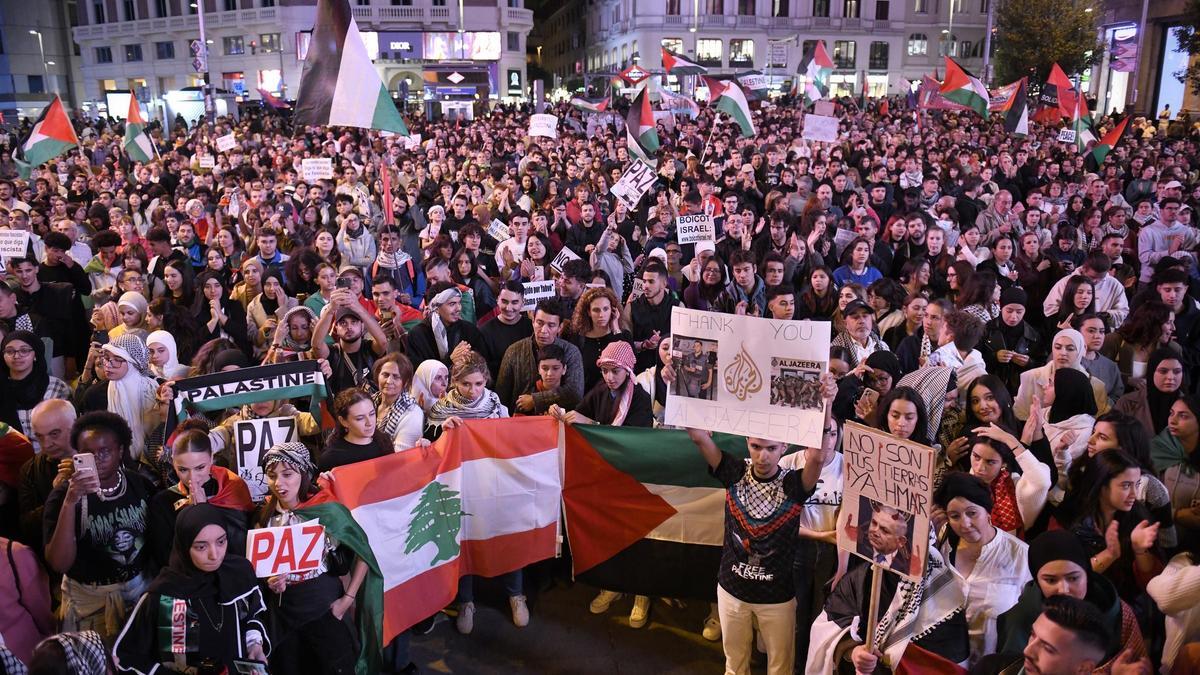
[850,496,917,576]
[672,335,718,401]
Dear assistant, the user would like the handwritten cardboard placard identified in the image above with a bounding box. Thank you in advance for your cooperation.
[521,279,557,311]
[836,421,936,581]
[0,230,31,261]
[301,158,334,182]
[488,218,512,242]
[802,114,839,143]
[529,114,559,139]
[549,245,580,274]
[663,307,831,447]
[610,160,657,211]
[246,523,326,577]
[197,155,216,169]
[215,133,237,152]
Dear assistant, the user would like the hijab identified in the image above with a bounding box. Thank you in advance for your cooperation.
[410,360,449,412]
[1053,328,1087,372]
[146,503,258,602]
[117,291,149,324]
[101,333,156,459]
[259,270,284,316]
[596,341,637,426]
[0,331,49,428]
[279,305,317,354]
[147,330,188,379]
[1147,347,1184,434]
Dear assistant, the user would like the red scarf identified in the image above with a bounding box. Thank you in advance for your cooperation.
[989,467,1023,536]
[177,466,255,512]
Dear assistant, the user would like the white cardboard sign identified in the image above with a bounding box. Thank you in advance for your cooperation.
[233,416,298,502]
[610,160,657,211]
[1056,128,1077,143]
[676,213,716,245]
[487,218,512,242]
[521,279,557,311]
[529,114,559,139]
[549,245,580,274]
[802,114,840,143]
[246,523,326,577]
[0,230,31,260]
[215,133,237,152]
[197,155,216,169]
[301,158,334,182]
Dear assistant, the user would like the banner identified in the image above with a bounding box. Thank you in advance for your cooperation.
[234,416,299,502]
[802,114,839,142]
[917,75,970,112]
[168,361,326,435]
[549,245,580,274]
[836,421,935,581]
[610,160,657,211]
[675,213,715,245]
[664,308,831,447]
[528,113,559,138]
[1111,32,1138,73]
[246,523,327,577]
[301,157,333,182]
[988,79,1023,112]
[521,279,556,311]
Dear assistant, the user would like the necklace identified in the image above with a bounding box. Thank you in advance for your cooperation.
[98,470,126,502]
[196,597,226,632]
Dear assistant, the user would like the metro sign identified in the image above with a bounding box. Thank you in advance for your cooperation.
[447,71,465,84]
[619,64,650,85]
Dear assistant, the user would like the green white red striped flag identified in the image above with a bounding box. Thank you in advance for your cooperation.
[569,96,609,113]
[12,95,79,179]
[714,80,756,137]
[661,47,707,76]
[939,56,989,117]
[123,92,154,163]
[796,40,834,105]
[1086,116,1131,170]
[625,87,660,166]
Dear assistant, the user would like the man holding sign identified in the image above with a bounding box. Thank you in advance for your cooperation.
[684,371,835,675]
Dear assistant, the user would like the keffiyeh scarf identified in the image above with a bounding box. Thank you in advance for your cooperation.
[989,467,1023,535]
[427,388,505,424]
[427,287,461,359]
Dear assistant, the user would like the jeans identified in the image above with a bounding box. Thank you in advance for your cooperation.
[456,570,524,603]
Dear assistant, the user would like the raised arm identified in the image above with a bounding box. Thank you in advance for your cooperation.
[687,428,723,471]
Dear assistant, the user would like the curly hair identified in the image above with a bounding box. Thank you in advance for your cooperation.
[71,411,134,457]
[1116,299,1173,349]
[572,286,622,336]
[450,350,491,385]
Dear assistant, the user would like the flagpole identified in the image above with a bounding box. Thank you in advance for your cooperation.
[700,110,722,162]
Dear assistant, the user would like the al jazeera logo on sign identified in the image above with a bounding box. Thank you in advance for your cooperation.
[664,308,831,448]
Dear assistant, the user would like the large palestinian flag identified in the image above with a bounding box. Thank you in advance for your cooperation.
[661,47,707,76]
[123,93,154,163]
[293,0,408,134]
[563,424,749,599]
[327,418,561,640]
[12,95,78,178]
[714,81,756,137]
[939,57,989,117]
[1086,116,1131,171]
[625,87,660,166]
[796,40,834,105]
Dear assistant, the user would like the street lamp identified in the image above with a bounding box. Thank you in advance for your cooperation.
[29,30,51,94]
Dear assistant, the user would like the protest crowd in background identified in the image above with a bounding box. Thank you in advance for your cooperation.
[2,49,1200,675]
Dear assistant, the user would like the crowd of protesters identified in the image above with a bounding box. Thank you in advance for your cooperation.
[0,90,1197,675]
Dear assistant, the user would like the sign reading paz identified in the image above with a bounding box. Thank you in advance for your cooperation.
[676,213,715,245]
[234,416,298,502]
[664,307,830,448]
[610,160,657,211]
[836,421,935,581]
[246,523,326,577]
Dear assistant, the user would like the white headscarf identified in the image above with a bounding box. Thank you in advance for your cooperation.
[410,359,449,412]
[147,330,188,379]
[427,287,461,359]
[101,334,158,460]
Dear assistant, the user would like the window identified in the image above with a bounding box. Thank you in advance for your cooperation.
[93,0,106,22]
[96,46,112,63]
[907,33,928,55]
[28,75,44,93]
[508,0,521,6]
[155,0,168,16]
[260,33,280,53]
[706,0,722,13]
[224,0,237,10]
[730,39,754,66]
[432,0,446,5]
[155,41,174,59]
[123,0,136,19]
[914,0,928,11]
[262,0,275,5]
[961,40,973,58]
[662,37,683,55]
[124,44,143,62]
[832,40,855,69]
[0,31,4,54]
[869,41,888,70]
[223,36,245,55]
[666,0,681,13]
[772,0,789,15]
[696,38,722,66]
[507,31,519,52]
[738,0,754,13]
[844,0,859,18]
[939,34,957,57]
[813,0,830,16]
[875,0,889,19]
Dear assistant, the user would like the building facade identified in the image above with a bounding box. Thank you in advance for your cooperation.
[0,0,83,119]
[1090,0,1198,117]
[575,0,989,98]
[71,0,532,122]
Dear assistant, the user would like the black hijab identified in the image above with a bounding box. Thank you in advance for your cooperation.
[1049,367,1098,422]
[146,503,258,602]
[1147,347,1185,434]
[0,330,49,428]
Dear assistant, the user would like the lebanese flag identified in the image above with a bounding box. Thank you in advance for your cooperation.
[661,47,707,76]
[939,56,989,117]
[326,417,560,640]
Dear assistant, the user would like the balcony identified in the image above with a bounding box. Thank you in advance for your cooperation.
[74,7,280,41]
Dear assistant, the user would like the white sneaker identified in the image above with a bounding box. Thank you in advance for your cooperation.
[589,590,622,614]
[456,602,475,634]
[509,595,530,627]
[702,614,722,641]
[629,595,651,628]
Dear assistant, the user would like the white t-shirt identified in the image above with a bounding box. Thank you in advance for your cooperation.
[779,451,843,532]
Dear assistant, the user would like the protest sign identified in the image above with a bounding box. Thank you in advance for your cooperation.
[234,416,299,502]
[487,218,511,242]
[836,421,935,581]
[549,245,580,274]
[246,523,326,577]
[521,279,556,311]
[215,133,236,152]
[167,360,326,438]
[403,134,422,151]
[802,114,839,142]
[0,230,31,262]
[813,100,836,117]
[1056,128,1077,143]
[301,158,334,182]
[833,227,859,258]
[675,213,715,245]
[664,308,831,447]
[610,160,657,211]
[529,113,559,138]
[197,155,215,169]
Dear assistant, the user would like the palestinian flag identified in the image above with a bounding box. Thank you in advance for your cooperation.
[1086,116,1131,170]
[326,417,560,640]
[166,360,327,436]
[563,424,749,599]
[123,93,154,163]
[1072,94,1097,154]
[257,87,290,109]
[996,77,1029,136]
[569,96,609,113]
[293,0,408,134]
[1034,63,1076,124]
[796,40,834,105]
[12,95,78,179]
[700,75,729,104]
[715,81,756,137]
[939,57,989,117]
[661,47,707,76]
[625,87,660,166]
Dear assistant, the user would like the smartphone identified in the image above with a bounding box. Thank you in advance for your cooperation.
[91,329,109,346]
[858,387,880,410]
[73,453,97,476]
[335,277,354,290]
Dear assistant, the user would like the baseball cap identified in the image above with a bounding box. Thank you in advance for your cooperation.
[335,306,362,322]
[843,299,873,316]
[1164,180,1183,189]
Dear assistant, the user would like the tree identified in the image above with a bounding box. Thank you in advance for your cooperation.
[993,0,1103,87]
[1174,0,1200,96]
[404,481,464,565]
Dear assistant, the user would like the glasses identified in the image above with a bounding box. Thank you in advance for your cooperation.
[101,356,127,367]
[3,347,33,357]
